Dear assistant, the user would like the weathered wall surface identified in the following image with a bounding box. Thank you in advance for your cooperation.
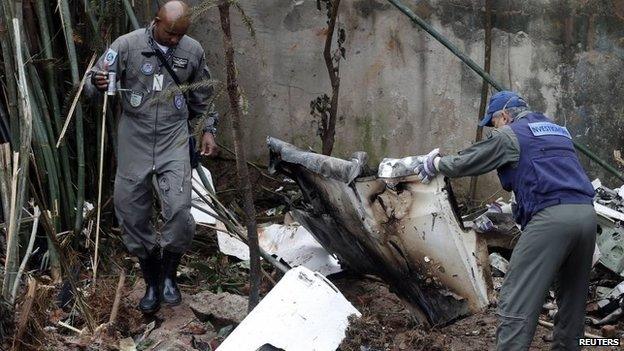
[187,0,624,198]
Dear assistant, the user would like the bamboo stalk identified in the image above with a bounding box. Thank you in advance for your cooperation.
[10,207,40,303]
[0,144,11,228]
[82,0,99,36]
[28,180,96,332]
[55,54,97,148]
[58,321,82,334]
[11,277,38,350]
[2,152,19,299]
[3,18,34,300]
[28,66,62,226]
[122,0,140,30]
[26,65,62,279]
[108,269,126,324]
[0,2,19,146]
[35,0,76,219]
[93,94,108,282]
[58,0,87,234]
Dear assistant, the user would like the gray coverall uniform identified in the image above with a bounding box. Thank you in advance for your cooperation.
[86,26,219,259]
[438,112,596,350]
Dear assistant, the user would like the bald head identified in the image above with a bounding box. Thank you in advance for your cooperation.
[153,0,190,47]
[157,1,189,24]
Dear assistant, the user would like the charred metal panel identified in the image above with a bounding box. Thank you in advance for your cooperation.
[267,138,491,326]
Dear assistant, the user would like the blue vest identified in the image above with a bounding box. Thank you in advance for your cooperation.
[497,113,594,228]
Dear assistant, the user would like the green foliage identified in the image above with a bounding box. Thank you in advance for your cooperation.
[187,254,248,294]
[310,94,331,137]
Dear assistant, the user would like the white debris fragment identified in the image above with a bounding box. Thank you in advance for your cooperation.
[217,226,250,261]
[190,166,217,225]
[592,178,602,190]
[594,203,624,222]
[592,243,601,267]
[217,224,343,276]
[82,201,94,218]
[377,156,423,178]
[217,266,360,351]
[489,253,509,275]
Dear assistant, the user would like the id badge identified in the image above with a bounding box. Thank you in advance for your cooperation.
[153,74,164,91]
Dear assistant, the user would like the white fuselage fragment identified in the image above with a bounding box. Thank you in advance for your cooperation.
[217,266,360,351]
[356,175,491,313]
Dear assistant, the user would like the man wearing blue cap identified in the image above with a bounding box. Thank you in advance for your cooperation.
[416,91,596,350]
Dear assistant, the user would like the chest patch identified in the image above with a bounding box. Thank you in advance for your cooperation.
[172,56,189,69]
[528,122,571,139]
[129,91,143,107]
[174,94,185,110]
[141,62,155,75]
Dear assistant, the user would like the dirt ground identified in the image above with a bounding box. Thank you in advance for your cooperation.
[39,268,618,351]
[333,275,553,351]
[5,159,624,350]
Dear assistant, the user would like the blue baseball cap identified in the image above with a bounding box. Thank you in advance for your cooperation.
[479,91,528,127]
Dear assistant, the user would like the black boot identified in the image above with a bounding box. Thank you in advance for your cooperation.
[138,251,161,314]
[162,250,182,305]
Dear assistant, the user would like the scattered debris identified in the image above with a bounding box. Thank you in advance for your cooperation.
[592,179,624,276]
[489,253,509,276]
[461,198,521,251]
[590,281,624,326]
[538,319,602,339]
[267,137,491,326]
[216,223,251,261]
[258,224,342,276]
[217,223,343,276]
[191,166,218,225]
[218,266,360,351]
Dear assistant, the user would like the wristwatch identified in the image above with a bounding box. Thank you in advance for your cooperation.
[203,125,217,136]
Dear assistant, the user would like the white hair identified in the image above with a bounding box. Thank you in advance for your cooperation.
[493,106,529,120]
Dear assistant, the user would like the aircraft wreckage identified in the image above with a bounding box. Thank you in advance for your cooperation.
[267,137,496,326]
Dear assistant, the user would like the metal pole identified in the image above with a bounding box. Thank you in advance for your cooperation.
[573,142,624,182]
[387,0,624,182]
[387,0,505,91]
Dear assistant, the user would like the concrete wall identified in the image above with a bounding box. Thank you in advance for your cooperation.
[187,0,624,198]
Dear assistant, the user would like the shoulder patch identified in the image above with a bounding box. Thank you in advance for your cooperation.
[528,122,571,139]
[103,48,118,66]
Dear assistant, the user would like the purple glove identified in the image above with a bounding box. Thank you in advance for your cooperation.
[416,148,440,184]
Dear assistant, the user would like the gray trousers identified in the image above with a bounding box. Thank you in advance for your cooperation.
[496,204,596,351]
[114,159,195,259]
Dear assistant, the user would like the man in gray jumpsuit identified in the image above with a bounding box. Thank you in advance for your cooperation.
[415,91,596,350]
[87,0,219,313]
